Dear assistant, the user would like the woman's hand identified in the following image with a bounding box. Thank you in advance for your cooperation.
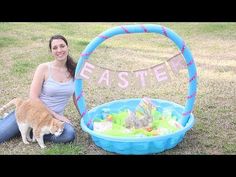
[53,112,72,125]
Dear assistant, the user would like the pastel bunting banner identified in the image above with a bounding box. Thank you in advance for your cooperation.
[75,53,187,89]
[151,63,171,83]
[167,53,187,75]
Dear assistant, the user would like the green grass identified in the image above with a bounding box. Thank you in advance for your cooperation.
[11,60,35,76]
[223,143,236,154]
[42,143,84,155]
[0,36,18,48]
[0,22,236,155]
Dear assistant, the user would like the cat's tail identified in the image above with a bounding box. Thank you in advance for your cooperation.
[0,98,23,116]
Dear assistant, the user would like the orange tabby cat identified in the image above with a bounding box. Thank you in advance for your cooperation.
[0,98,64,148]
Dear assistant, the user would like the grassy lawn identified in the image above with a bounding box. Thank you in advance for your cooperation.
[0,22,236,155]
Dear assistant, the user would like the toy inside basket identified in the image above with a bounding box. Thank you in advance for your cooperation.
[74,24,197,154]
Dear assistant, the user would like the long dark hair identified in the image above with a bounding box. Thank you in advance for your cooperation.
[49,35,77,78]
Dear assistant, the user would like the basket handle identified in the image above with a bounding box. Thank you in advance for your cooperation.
[75,24,197,127]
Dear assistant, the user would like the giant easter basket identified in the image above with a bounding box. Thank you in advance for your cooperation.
[75,24,197,154]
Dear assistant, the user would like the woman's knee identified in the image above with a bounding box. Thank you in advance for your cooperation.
[0,111,19,143]
[63,123,76,142]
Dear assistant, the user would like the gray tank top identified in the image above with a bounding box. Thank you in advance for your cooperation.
[39,63,75,115]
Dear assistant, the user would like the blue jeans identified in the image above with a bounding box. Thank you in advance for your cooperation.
[0,111,76,144]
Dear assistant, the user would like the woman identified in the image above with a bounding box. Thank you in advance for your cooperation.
[0,35,77,144]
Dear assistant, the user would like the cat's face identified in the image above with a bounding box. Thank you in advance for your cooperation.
[50,120,64,137]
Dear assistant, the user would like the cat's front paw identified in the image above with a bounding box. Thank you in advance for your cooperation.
[27,137,33,142]
[23,141,30,144]
[31,136,36,142]
[40,145,46,149]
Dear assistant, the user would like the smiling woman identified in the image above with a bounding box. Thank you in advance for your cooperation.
[0,34,78,145]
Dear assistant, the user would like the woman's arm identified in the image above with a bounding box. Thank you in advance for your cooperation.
[29,63,45,100]
[29,63,71,124]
